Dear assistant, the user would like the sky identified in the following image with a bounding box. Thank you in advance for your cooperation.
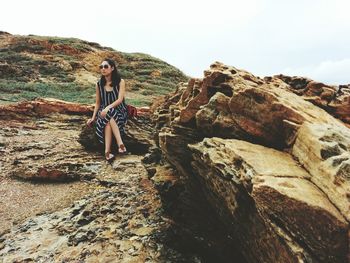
[1,0,350,85]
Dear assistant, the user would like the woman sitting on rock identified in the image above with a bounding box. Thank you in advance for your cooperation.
[86,58,128,161]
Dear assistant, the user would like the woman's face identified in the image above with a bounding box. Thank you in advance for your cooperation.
[99,61,114,76]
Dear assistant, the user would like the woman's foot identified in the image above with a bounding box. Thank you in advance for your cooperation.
[105,151,115,162]
[118,144,127,154]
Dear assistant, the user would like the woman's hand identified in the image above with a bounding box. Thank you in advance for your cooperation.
[100,106,112,118]
[86,117,96,127]
[100,109,107,118]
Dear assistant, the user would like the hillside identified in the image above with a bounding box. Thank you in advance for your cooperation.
[0,31,190,106]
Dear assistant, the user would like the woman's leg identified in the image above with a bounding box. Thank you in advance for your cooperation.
[104,122,113,156]
[109,118,125,149]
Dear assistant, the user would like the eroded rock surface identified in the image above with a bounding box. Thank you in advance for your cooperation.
[0,99,222,262]
[189,138,347,263]
[1,156,195,262]
[267,75,350,126]
[153,61,350,263]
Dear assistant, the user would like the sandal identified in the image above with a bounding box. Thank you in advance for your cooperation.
[118,144,127,154]
[105,151,115,162]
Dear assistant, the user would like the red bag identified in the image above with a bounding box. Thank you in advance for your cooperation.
[126,104,138,118]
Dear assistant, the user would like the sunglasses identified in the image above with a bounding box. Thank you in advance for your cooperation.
[99,64,110,69]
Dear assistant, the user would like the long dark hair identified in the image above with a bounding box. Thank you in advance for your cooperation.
[99,58,121,88]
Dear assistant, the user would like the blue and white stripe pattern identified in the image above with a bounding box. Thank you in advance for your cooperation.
[95,80,128,144]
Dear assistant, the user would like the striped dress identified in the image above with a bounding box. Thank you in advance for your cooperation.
[95,80,128,144]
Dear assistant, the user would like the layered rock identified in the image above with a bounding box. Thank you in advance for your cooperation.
[292,122,350,221]
[189,138,347,263]
[153,61,350,262]
[266,74,350,126]
[1,98,152,181]
[0,97,93,120]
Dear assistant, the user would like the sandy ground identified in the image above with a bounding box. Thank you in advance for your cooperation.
[0,176,95,234]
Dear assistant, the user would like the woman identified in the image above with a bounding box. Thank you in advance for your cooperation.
[86,58,128,161]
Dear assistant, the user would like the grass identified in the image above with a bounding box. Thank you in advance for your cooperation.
[0,49,78,83]
[125,98,151,107]
[28,35,95,52]
[0,79,93,104]
[0,79,154,106]
[116,52,189,102]
[0,34,190,107]
[119,52,189,84]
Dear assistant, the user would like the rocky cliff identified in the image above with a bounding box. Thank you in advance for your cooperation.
[152,62,350,262]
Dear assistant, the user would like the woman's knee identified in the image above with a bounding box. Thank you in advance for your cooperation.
[110,118,120,127]
[105,123,111,131]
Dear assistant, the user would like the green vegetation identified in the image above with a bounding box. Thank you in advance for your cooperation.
[0,79,157,106]
[125,98,151,107]
[118,52,188,100]
[28,35,96,52]
[119,52,187,84]
[0,48,77,82]
[0,79,93,104]
[0,34,190,107]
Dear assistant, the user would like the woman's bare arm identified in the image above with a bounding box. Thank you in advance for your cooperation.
[92,83,101,119]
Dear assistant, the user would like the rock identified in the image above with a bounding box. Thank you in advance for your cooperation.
[0,98,93,121]
[130,226,154,236]
[10,166,80,182]
[0,134,6,147]
[145,167,157,178]
[0,111,101,183]
[188,137,348,263]
[155,62,344,150]
[1,165,198,261]
[78,115,155,155]
[78,123,101,151]
[292,122,350,221]
[269,74,350,127]
[142,147,162,164]
[153,61,350,263]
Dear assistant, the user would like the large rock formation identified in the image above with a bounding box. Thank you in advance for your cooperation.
[153,62,350,263]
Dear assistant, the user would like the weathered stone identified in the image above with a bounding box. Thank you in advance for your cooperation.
[292,122,350,221]
[154,61,350,263]
[270,75,350,126]
[0,98,93,120]
[79,115,155,155]
[156,61,345,149]
[188,137,348,263]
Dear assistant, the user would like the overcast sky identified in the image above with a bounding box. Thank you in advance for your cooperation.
[1,0,349,84]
